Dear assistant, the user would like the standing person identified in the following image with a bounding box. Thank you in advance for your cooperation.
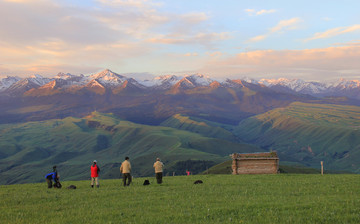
[45,166,61,188]
[91,160,100,188]
[120,157,131,186]
[153,158,164,184]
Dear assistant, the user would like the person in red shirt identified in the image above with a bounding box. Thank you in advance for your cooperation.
[91,160,100,188]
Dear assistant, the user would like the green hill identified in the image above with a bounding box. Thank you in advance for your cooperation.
[234,102,360,173]
[0,112,262,184]
[161,114,237,141]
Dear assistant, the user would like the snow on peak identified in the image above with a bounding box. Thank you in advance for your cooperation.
[55,72,75,80]
[140,75,181,87]
[184,74,213,86]
[89,69,127,86]
[258,78,328,93]
[25,74,51,86]
[332,78,360,89]
[0,76,22,91]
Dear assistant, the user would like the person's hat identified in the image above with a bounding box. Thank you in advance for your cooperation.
[93,160,97,163]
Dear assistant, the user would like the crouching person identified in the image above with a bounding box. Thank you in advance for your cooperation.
[45,166,61,188]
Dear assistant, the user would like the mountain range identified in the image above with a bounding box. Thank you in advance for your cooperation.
[1,69,360,98]
[1,69,359,124]
[0,69,360,183]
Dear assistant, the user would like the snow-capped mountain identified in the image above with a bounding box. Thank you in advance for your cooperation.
[88,69,127,87]
[54,72,78,80]
[3,75,51,95]
[331,78,360,89]
[1,69,360,99]
[258,78,328,94]
[257,78,360,97]
[140,75,180,89]
[0,76,22,91]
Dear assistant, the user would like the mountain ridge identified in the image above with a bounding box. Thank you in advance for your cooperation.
[1,69,360,99]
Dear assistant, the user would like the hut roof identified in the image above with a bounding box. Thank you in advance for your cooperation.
[231,152,278,160]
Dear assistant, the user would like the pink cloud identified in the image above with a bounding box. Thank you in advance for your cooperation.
[305,24,360,41]
[198,45,360,80]
[248,18,302,42]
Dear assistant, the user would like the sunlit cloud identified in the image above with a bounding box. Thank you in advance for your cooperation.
[249,35,267,42]
[184,52,198,57]
[147,32,231,46]
[270,17,301,32]
[180,12,209,23]
[206,51,223,57]
[3,0,33,3]
[245,8,276,16]
[248,17,302,42]
[256,9,276,15]
[305,24,360,41]
[198,45,360,80]
[96,0,157,8]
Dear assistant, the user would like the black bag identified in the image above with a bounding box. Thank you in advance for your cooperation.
[143,180,150,185]
[194,180,203,184]
[67,185,77,189]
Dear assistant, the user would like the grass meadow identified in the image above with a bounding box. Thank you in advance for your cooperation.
[0,174,359,224]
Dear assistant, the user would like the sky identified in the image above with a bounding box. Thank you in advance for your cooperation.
[1,0,360,81]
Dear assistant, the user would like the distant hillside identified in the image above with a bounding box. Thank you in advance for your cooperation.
[160,114,238,141]
[234,102,360,173]
[0,112,263,184]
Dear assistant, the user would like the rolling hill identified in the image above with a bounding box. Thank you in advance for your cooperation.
[234,102,360,173]
[0,112,263,184]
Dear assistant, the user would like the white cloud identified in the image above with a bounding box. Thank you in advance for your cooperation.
[248,17,302,42]
[256,9,276,15]
[305,24,360,41]
[245,8,276,16]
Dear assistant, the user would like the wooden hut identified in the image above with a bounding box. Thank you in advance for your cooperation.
[231,152,279,174]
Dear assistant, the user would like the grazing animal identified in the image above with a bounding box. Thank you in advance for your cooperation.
[143,180,150,185]
[67,185,77,189]
[194,180,203,184]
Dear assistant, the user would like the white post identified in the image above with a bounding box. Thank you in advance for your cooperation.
[321,161,324,175]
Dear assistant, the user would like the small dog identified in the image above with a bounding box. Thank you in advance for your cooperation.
[143,180,150,185]
[194,180,203,184]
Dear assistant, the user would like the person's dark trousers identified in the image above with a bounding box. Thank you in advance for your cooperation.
[46,177,53,188]
[123,173,132,186]
[155,172,163,184]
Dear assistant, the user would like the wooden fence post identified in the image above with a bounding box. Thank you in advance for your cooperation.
[321,161,324,175]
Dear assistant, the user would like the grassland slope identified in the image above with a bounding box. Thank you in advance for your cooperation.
[234,102,360,173]
[0,112,262,184]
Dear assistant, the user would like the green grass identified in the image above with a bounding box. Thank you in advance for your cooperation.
[0,174,359,224]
